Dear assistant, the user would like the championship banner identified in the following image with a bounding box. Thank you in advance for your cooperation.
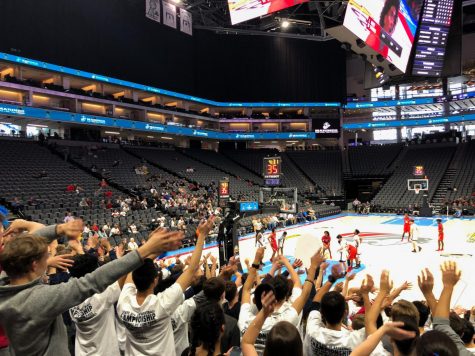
[180,8,193,36]
[145,0,161,22]
[162,1,177,29]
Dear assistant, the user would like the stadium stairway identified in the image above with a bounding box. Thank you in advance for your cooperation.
[431,168,456,208]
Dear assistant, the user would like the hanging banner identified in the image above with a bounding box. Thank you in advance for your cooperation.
[145,0,161,22]
[162,2,177,29]
[180,8,193,35]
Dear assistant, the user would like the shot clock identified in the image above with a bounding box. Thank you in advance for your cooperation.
[263,157,282,186]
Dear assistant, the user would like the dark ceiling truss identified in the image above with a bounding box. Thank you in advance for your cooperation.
[184,0,348,40]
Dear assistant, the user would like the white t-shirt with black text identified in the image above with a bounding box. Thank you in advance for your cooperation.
[238,302,300,355]
[117,282,184,356]
[304,310,389,355]
[69,282,121,356]
[171,297,197,356]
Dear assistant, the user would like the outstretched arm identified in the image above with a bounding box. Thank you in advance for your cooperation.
[176,217,214,291]
[292,248,324,314]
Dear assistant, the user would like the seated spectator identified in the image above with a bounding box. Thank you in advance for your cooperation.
[127,238,138,251]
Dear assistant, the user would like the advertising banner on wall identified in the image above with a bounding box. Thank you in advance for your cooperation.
[313,118,341,137]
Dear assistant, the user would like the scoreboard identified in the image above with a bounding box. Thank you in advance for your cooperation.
[412,0,455,76]
[219,180,230,199]
[263,157,282,186]
[413,165,425,176]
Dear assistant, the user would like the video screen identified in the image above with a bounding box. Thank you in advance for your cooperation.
[343,0,423,72]
[228,0,309,25]
[239,201,259,212]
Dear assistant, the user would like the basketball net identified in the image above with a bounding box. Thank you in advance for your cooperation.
[415,187,420,195]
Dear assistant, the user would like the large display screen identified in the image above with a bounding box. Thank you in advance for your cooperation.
[228,0,308,25]
[412,0,455,76]
[239,201,259,212]
[343,0,423,72]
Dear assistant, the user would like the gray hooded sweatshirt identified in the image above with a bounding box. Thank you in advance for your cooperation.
[0,225,143,356]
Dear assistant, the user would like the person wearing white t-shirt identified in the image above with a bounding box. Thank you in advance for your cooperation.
[128,238,139,251]
[117,217,215,356]
[410,220,422,253]
[68,254,123,356]
[238,247,324,354]
[304,271,391,356]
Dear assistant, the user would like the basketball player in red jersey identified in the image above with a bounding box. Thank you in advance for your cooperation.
[321,230,332,259]
[268,227,278,262]
[436,218,444,251]
[402,213,411,242]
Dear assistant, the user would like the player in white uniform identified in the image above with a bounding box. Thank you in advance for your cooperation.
[410,219,422,253]
[336,234,348,272]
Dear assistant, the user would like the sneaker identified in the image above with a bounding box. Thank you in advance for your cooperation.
[419,247,422,252]
[411,250,416,253]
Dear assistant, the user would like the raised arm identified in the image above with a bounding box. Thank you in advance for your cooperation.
[418,268,438,313]
[241,291,277,356]
[292,249,324,314]
[176,217,214,292]
[366,270,393,336]
[242,247,265,304]
[279,256,302,289]
[40,228,184,316]
[350,322,416,356]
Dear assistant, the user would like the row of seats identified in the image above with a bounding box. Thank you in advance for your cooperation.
[372,143,457,208]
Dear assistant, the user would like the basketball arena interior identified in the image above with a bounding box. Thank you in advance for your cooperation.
[0,1,474,355]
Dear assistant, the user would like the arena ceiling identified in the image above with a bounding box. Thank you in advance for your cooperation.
[184,0,347,40]
[184,0,475,40]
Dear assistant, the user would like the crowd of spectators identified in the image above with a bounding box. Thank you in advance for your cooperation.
[0,211,474,356]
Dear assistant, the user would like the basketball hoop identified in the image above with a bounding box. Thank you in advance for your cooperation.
[415,187,420,195]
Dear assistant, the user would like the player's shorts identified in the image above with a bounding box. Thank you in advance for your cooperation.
[348,245,357,260]
[438,234,444,241]
[404,226,410,233]
[271,241,278,251]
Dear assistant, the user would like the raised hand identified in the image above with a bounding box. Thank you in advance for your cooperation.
[254,247,265,263]
[3,219,45,237]
[47,254,74,270]
[418,268,434,295]
[310,248,325,268]
[210,254,217,265]
[140,228,184,258]
[292,258,303,269]
[383,321,417,340]
[440,261,461,287]
[261,291,277,317]
[346,272,356,281]
[360,274,374,294]
[196,216,215,238]
[114,244,124,258]
[334,282,344,293]
[57,219,85,239]
[401,281,413,290]
[379,270,393,294]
